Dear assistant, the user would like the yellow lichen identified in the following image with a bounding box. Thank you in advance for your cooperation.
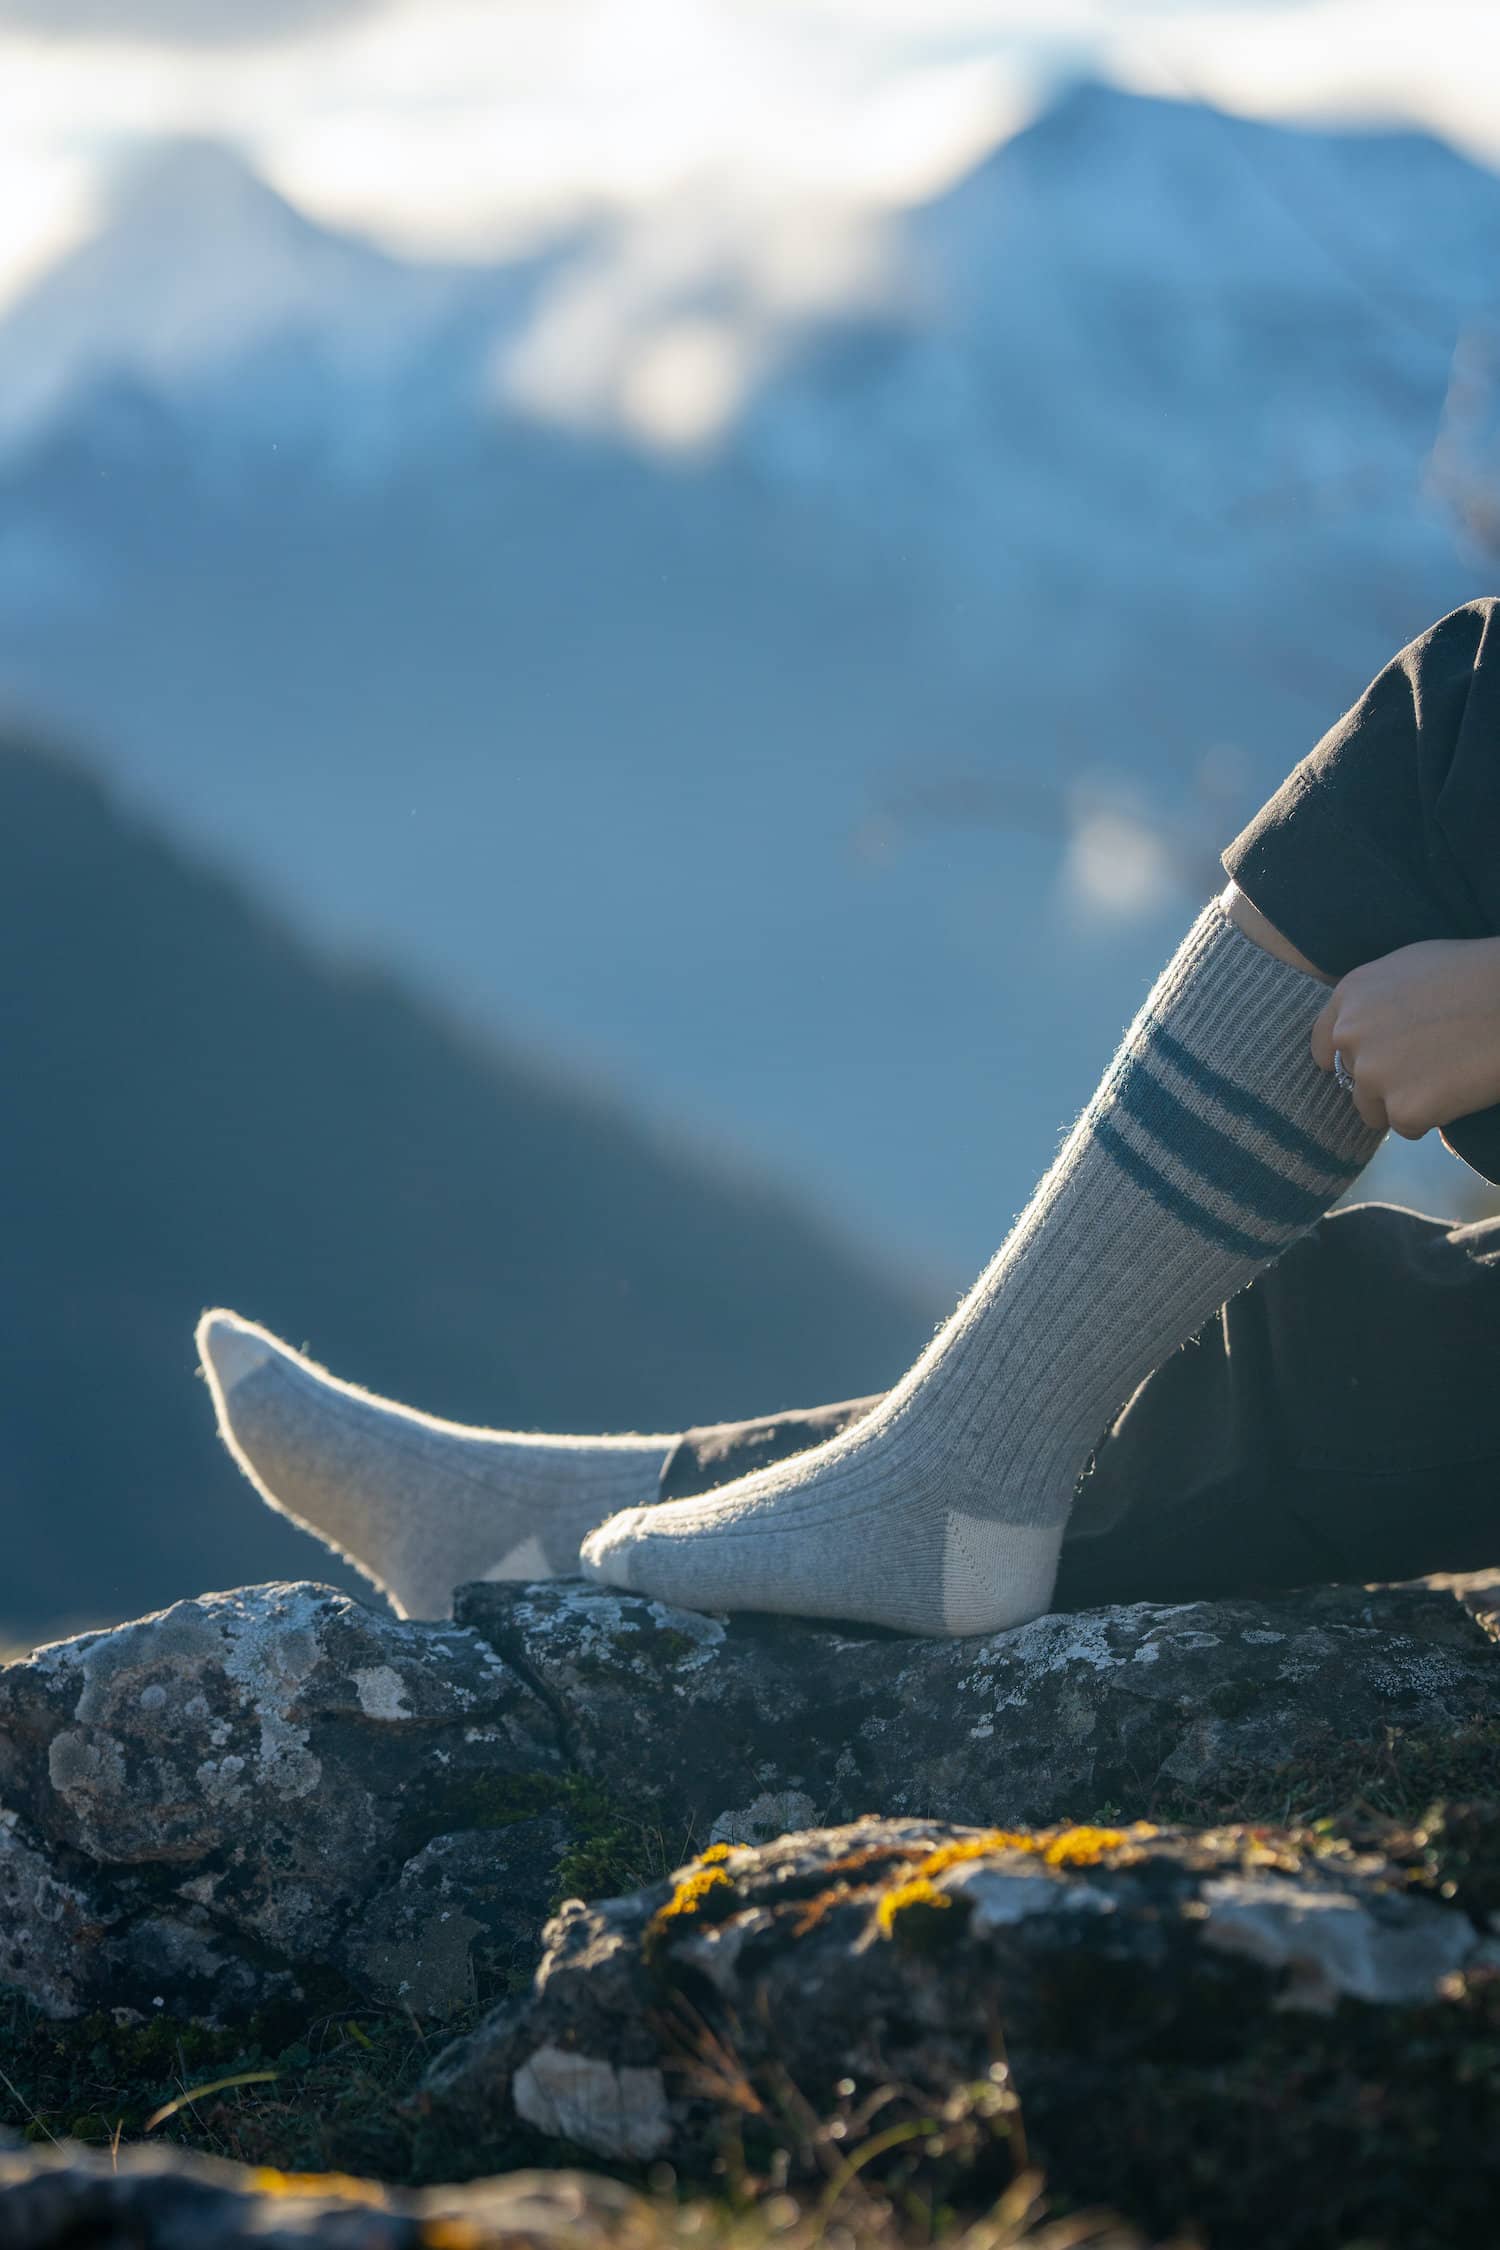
[660,1864,733,1919]
[249,2170,388,2206]
[876,1875,954,1935]
[1041,1824,1139,1866]
[872,1822,1162,1942]
[904,1809,1160,1881]
[916,1832,1035,1878]
[911,1821,1158,1883]
[645,1853,738,1949]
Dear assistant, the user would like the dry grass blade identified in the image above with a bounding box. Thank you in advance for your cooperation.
[0,2061,60,2146]
[144,2069,280,2131]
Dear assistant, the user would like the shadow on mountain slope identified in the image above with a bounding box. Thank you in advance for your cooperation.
[0,728,934,1639]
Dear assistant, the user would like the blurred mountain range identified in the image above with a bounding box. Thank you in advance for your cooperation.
[0,79,1494,1274]
[0,730,934,1642]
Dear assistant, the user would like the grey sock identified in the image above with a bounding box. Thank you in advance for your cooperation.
[196,1312,672,1619]
[581,902,1383,1636]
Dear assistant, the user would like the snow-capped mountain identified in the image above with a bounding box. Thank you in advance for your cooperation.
[0,83,1493,1268]
[0,136,574,475]
[6,86,1492,552]
[749,82,1500,574]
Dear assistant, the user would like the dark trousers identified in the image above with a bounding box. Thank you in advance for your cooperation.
[664,603,1500,1608]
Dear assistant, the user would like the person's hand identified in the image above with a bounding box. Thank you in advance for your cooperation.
[1310,936,1500,1138]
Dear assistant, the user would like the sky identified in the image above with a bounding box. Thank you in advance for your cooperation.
[0,0,1497,312]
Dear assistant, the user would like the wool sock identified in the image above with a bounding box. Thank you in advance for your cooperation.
[196,1312,673,1620]
[581,902,1383,1636]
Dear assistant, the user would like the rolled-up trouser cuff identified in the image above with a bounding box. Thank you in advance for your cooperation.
[1221,773,1460,982]
[1222,774,1500,1184]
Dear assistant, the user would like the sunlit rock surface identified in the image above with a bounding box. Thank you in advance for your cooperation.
[0,1572,1496,2025]
[455,1574,1500,1836]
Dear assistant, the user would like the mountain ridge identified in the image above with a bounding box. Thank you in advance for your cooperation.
[6,79,1494,474]
[0,726,934,1641]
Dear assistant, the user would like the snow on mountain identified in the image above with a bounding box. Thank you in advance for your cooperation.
[0,137,574,474]
[7,83,1492,520]
[741,81,1500,585]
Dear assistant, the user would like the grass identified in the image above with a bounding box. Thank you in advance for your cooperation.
[0,1989,465,2180]
[0,1766,704,2183]
[0,1982,1147,2244]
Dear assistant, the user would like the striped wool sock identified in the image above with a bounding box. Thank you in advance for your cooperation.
[582,901,1384,1635]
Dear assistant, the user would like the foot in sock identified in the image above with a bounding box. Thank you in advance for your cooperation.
[196,1312,672,1619]
[581,901,1384,1636]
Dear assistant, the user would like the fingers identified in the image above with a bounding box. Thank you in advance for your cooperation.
[1351,1080,1390,1134]
[1311,974,1388,1132]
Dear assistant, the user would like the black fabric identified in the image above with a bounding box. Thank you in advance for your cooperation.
[660,1204,1500,1609]
[1222,597,1500,1182]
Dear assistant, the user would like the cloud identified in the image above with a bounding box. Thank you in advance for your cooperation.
[0,0,378,46]
[0,0,1493,326]
[1100,0,1500,168]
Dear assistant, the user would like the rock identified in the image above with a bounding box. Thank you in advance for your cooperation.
[0,1584,565,2020]
[423,1815,1500,2247]
[344,1818,572,2016]
[455,1575,1500,1834]
[511,2045,674,2163]
[2,1571,1497,2030]
[0,1815,106,2018]
[0,2135,669,2250]
[3,1572,1499,2247]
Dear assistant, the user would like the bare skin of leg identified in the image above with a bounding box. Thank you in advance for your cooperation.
[1220,881,1336,985]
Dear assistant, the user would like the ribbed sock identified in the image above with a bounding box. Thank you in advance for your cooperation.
[580,902,1383,1635]
[196,1312,672,1620]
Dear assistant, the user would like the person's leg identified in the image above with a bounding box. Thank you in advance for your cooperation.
[1049,606,1500,1602]
[1052,1201,1500,1608]
[581,607,1500,1632]
[186,866,1378,1630]
[580,896,1383,1633]
[658,1205,1500,1608]
[203,605,1500,1628]
[1070,612,1500,1593]
[197,850,1354,1631]
[200,1189,1500,1630]
[197,1311,675,1620]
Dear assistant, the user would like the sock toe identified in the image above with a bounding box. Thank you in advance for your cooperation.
[197,1309,281,1399]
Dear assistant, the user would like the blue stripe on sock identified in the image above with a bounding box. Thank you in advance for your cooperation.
[1147,1023,1350,1177]
[1096,1116,1277,1259]
[1116,1056,1339,1232]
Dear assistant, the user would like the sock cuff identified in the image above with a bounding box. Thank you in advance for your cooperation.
[1087,901,1381,1268]
[1154,896,1332,1026]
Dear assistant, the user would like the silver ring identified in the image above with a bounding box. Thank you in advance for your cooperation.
[1333,1048,1356,1095]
